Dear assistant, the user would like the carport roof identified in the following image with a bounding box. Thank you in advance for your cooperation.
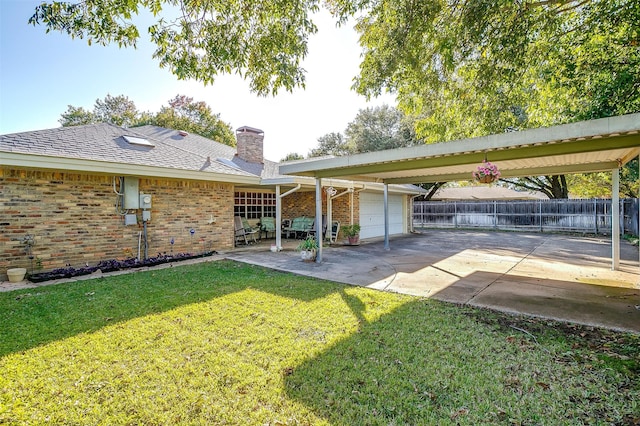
[279,114,640,184]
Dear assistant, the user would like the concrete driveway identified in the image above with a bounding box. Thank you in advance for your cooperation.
[227,230,640,333]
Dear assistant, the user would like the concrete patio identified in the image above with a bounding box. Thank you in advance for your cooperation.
[226,230,640,333]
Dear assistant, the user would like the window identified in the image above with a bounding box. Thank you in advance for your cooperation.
[234,192,276,219]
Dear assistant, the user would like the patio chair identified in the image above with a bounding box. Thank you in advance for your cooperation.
[307,215,328,240]
[281,219,291,233]
[242,217,260,241]
[329,220,340,243]
[260,217,277,239]
[284,216,306,239]
[234,216,258,245]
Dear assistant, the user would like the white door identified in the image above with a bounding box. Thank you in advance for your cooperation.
[359,192,405,239]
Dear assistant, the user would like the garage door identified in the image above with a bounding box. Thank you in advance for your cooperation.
[359,192,405,239]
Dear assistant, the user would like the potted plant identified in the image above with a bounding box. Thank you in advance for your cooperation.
[342,223,361,245]
[472,160,500,184]
[296,236,318,261]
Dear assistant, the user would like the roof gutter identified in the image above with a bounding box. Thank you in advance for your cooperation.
[1,152,261,185]
[261,175,423,194]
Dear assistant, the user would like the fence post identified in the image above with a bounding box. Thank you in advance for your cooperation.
[621,199,625,235]
[594,198,598,235]
[493,201,497,229]
[454,201,458,228]
[539,200,543,232]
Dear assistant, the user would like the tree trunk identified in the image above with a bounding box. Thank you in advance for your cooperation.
[549,175,569,198]
[504,175,569,198]
[417,182,445,200]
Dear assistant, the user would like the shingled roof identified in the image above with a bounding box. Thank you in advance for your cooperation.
[134,125,287,180]
[1,123,422,193]
[0,123,259,183]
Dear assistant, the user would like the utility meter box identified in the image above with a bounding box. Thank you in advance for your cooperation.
[139,193,152,209]
[123,177,139,209]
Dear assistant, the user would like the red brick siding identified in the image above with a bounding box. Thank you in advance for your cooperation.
[281,189,360,239]
[0,168,234,279]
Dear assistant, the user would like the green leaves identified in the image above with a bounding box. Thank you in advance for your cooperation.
[58,93,236,146]
[349,0,639,140]
[30,0,321,95]
[29,0,141,47]
[148,0,321,95]
[152,94,236,146]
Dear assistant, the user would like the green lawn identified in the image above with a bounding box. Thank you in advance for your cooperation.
[1,260,638,425]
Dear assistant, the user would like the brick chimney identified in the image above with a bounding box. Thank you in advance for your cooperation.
[235,126,264,164]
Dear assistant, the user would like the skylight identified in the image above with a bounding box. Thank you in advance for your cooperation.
[123,135,155,147]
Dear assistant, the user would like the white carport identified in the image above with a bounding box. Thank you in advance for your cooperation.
[280,114,640,268]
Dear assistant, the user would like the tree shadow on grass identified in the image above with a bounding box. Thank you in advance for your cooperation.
[284,298,639,425]
[0,260,342,357]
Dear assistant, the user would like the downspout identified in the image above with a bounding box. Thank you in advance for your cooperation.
[328,188,352,242]
[410,194,422,233]
[351,185,368,225]
[612,167,620,270]
[276,184,302,250]
[384,183,390,251]
[315,178,323,263]
[275,185,281,250]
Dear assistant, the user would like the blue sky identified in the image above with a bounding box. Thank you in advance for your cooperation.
[0,1,394,161]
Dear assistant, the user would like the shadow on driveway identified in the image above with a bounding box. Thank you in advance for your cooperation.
[227,230,640,333]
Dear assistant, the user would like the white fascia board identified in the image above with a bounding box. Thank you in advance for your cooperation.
[260,176,365,189]
[280,113,640,176]
[1,153,261,185]
[359,182,426,195]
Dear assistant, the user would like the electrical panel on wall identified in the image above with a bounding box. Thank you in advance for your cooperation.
[123,177,139,209]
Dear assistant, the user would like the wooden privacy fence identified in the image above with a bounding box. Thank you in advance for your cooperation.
[413,199,639,236]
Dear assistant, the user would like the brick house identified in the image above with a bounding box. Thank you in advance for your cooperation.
[1,123,422,279]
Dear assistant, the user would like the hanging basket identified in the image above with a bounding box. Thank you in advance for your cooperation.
[476,175,497,184]
[473,160,500,184]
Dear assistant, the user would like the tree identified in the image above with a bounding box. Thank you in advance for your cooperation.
[29,0,320,96]
[37,1,639,196]
[341,0,639,198]
[309,105,444,199]
[94,94,139,127]
[345,105,418,153]
[308,132,352,158]
[59,105,95,127]
[151,95,235,146]
[567,159,640,199]
[59,95,139,127]
[281,152,305,162]
[59,94,141,127]
[58,93,236,146]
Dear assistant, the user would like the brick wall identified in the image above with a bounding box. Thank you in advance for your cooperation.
[0,167,234,280]
[281,189,360,239]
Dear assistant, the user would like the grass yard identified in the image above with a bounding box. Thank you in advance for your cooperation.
[1,260,638,425]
